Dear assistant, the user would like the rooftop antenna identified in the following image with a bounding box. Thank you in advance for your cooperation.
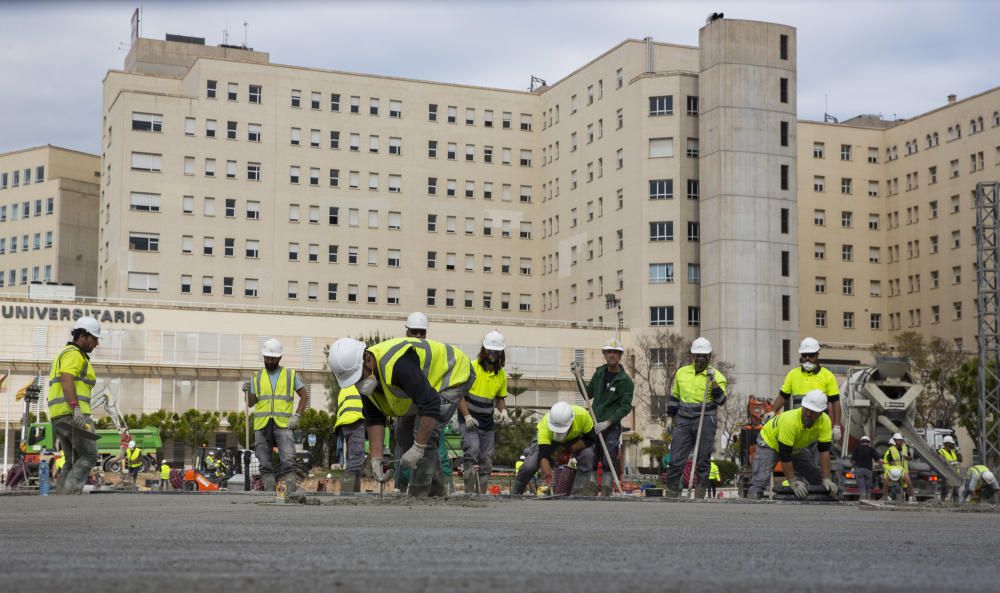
[529,75,547,92]
[823,93,838,123]
[222,27,229,45]
[243,22,249,48]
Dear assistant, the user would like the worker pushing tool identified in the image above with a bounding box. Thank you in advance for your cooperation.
[746,390,839,500]
[328,336,473,497]
[458,330,511,494]
[962,464,999,504]
[47,316,102,495]
[584,338,634,495]
[242,338,310,494]
[772,338,842,446]
[663,337,727,498]
[511,402,597,495]
[937,436,962,502]
[125,440,143,485]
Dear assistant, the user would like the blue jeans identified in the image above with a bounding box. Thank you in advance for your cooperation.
[254,419,296,480]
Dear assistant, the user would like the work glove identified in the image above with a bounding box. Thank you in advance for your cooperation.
[464,415,479,429]
[822,478,839,497]
[594,420,611,434]
[370,458,393,483]
[791,479,809,499]
[286,414,300,430]
[832,425,842,443]
[567,457,578,470]
[71,407,89,430]
[241,381,251,393]
[498,409,512,427]
[400,442,427,470]
[706,367,716,382]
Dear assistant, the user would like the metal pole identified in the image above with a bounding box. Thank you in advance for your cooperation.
[570,362,624,496]
[2,369,8,475]
[687,375,713,498]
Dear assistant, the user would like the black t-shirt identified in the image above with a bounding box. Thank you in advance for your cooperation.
[851,445,879,471]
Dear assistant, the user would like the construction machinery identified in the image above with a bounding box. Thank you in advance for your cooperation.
[834,357,963,500]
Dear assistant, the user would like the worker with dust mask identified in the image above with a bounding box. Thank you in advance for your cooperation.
[511,401,598,495]
[327,336,473,497]
[747,389,839,500]
[457,330,512,494]
[242,338,310,494]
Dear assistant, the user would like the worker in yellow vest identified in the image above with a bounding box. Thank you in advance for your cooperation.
[708,459,721,498]
[242,338,310,494]
[47,316,101,495]
[125,440,143,485]
[963,465,1000,503]
[160,459,171,491]
[884,433,914,501]
[458,330,511,494]
[327,336,473,497]
[334,383,365,492]
[511,402,598,495]
[772,338,842,444]
[937,435,962,501]
[52,453,65,481]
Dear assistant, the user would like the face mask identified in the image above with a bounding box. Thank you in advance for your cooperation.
[356,376,377,397]
[801,361,817,372]
[551,431,568,442]
[802,414,816,428]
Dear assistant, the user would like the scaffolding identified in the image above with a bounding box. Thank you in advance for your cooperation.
[975,181,1000,466]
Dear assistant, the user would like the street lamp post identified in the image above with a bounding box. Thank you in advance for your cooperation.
[604,293,623,340]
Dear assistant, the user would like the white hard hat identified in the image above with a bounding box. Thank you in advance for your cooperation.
[798,337,821,354]
[128,440,136,449]
[327,338,367,387]
[405,312,429,331]
[519,455,526,461]
[261,338,283,358]
[892,433,904,442]
[888,467,903,481]
[942,435,955,444]
[161,459,169,464]
[548,402,574,436]
[801,389,828,413]
[602,338,625,352]
[861,435,871,442]
[691,337,712,354]
[483,330,506,351]
[73,316,102,339]
[984,471,997,486]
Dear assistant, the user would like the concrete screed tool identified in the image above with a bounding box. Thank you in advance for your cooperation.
[570,361,624,496]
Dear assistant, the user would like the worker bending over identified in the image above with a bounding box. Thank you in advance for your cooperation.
[328,336,473,497]
[963,465,1000,504]
[747,390,839,500]
[664,337,727,498]
[511,402,597,495]
[458,330,511,494]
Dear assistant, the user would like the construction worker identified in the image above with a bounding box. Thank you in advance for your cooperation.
[773,337,842,445]
[884,433,914,501]
[327,336,473,497]
[125,440,143,484]
[334,382,365,493]
[52,453,65,481]
[160,459,171,491]
[746,390,839,500]
[242,338,310,494]
[515,454,525,476]
[937,435,962,501]
[47,316,101,495]
[850,435,879,500]
[585,337,634,494]
[663,337,728,498]
[511,402,597,495]
[458,330,511,494]
[395,311,430,491]
[404,311,428,338]
[708,458,720,498]
[962,464,1000,503]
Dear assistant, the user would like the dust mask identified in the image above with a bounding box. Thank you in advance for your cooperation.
[357,376,377,397]
[801,361,817,373]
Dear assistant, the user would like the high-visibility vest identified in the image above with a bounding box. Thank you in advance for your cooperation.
[252,367,297,430]
[709,462,720,481]
[126,448,143,469]
[465,359,508,416]
[47,343,96,418]
[515,460,524,475]
[335,385,364,429]
[367,338,472,418]
[939,447,959,467]
[160,463,171,480]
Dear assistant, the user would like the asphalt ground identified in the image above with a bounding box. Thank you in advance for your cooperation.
[1,493,998,593]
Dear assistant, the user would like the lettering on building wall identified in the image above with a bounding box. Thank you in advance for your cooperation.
[0,305,145,325]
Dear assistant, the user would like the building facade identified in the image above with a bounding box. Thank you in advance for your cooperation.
[0,146,100,295]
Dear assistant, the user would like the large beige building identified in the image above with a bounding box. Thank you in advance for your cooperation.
[0,146,100,295]
[798,88,1000,362]
[100,18,797,397]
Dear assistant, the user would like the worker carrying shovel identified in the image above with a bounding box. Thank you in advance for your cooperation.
[746,389,839,500]
[663,337,727,498]
[511,402,597,495]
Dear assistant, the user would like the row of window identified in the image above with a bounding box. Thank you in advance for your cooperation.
[0,166,45,190]
[886,112,1000,161]
[649,306,701,327]
[810,310,882,330]
[0,197,55,221]
[0,231,54,254]
[814,265,966,297]
[0,265,53,287]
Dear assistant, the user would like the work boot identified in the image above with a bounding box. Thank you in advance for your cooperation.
[695,485,707,499]
[283,475,298,495]
[262,474,276,493]
[463,461,479,494]
[511,480,526,496]
[571,471,599,496]
[340,472,360,493]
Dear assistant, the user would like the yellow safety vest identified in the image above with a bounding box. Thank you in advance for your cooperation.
[252,367,297,430]
[671,365,728,416]
[47,344,96,418]
[160,463,171,480]
[515,460,524,474]
[465,359,508,416]
[126,448,143,469]
[54,457,65,471]
[939,447,959,467]
[537,405,594,445]
[367,338,472,418]
[780,366,839,405]
[335,385,364,429]
[709,462,720,481]
[883,445,908,472]
[760,407,832,451]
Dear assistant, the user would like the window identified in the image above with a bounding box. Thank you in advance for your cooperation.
[649,221,673,241]
[779,121,789,147]
[686,95,699,115]
[814,243,826,260]
[781,251,790,276]
[131,112,163,132]
[130,152,162,172]
[445,290,455,307]
[813,142,825,158]
[368,98,379,116]
[520,150,532,167]
[688,264,701,284]
[127,272,158,292]
[180,275,192,294]
[843,312,855,329]
[649,95,673,116]
[687,306,701,327]
[465,107,475,126]
[206,80,217,98]
[649,138,672,158]
[815,310,827,328]
[520,221,532,239]
[780,33,789,59]
[428,103,437,121]
[780,164,789,190]
[779,77,788,103]
[686,138,700,157]
[813,176,825,192]
[842,244,854,261]
[687,222,700,241]
[128,232,159,252]
[650,306,674,326]
[842,278,854,296]
[389,136,401,156]
[649,263,673,284]
[129,191,161,212]
[841,211,853,228]
[841,178,852,194]
[427,214,437,232]
[247,162,261,181]
[447,106,457,123]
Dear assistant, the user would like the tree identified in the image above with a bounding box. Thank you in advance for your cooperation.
[223,411,251,448]
[947,359,996,454]
[175,409,220,452]
[626,330,688,429]
[297,408,337,468]
[493,407,539,466]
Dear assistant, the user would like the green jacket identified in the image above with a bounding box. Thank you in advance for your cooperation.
[586,364,634,424]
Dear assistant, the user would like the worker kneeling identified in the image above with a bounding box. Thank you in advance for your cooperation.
[747,390,839,500]
[511,402,597,495]
[962,465,1000,504]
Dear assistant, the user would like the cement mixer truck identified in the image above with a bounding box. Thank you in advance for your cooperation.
[832,357,963,500]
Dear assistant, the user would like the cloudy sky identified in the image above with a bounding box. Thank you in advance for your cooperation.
[2,0,997,155]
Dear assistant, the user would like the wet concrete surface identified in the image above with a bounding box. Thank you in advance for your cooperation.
[1,493,998,593]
